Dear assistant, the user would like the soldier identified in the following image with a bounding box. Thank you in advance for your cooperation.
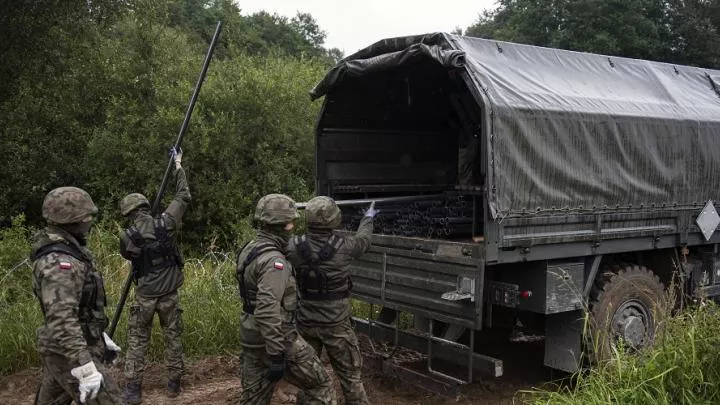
[119,148,190,404]
[31,187,123,404]
[237,194,336,405]
[287,196,377,405]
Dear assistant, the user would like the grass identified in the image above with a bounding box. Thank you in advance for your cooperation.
[523,302,720,405]
[0,218,242,375]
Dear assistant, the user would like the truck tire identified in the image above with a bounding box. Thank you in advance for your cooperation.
[587,263,667,363]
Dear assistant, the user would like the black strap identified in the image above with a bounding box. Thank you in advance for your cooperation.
[295,234,351,300]
[301,290,351,301]
[31,243,85,262]
[31,242,105,338]
[319,234,344,261]
[125,226,145,248]
[296,235,312,261]
[237,242,279,315]
[295,234,345,264]
[152,217,176,269]
[154,217,169,244]
[125,217,181,279]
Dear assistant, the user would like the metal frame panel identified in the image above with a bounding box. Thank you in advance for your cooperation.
[343,231,484,329]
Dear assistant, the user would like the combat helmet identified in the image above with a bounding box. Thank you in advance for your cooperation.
[254,194,299,225]
[305,196,342,229]
[42,187,98,225]
[119,193,150,216]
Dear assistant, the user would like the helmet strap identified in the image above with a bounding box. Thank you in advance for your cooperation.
[62,222,93,246]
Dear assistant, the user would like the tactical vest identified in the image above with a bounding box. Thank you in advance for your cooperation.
[293,234,352,301]
[236,242,281,314]
[31,243,108,344]
[124,217,183,280]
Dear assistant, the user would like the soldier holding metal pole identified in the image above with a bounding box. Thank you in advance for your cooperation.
[119,149,191,403]
[287,196,377,405]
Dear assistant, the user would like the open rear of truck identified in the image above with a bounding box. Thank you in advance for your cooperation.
[312,37,499,393]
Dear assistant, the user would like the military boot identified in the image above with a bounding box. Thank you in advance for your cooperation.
[167,379,181,398]
[123,381,142,405]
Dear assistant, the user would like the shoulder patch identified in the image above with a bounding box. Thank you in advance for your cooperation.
[273,261,285,270]
[59,262,73,270]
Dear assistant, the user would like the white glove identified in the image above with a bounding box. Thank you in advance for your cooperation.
[171,146,183,170]
[364,201,379,218]
[103,332,121,353]
[70,361,103,403]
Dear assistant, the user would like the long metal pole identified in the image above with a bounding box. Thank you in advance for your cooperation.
[108,21,223,339]
[295,194,444,209]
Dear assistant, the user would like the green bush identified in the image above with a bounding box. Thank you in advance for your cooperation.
[0,1,329,251]
[524,303,720,405]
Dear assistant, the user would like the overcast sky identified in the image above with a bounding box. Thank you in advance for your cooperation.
[237,0,498,56]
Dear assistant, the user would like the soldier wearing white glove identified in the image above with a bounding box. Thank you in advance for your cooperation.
[70,361,104,403]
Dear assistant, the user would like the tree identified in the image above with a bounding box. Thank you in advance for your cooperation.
[665,0,720,68]
[465,0,720,68]
[0,1,333,247]
[0,0,128,222]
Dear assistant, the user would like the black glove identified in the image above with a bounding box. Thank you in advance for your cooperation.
[265,354,285,382]
[103,348,119,365]
[102,332,121,365]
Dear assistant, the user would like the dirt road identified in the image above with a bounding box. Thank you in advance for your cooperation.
[0,347,552,405]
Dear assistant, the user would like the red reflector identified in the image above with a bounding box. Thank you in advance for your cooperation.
[520,290,532,299]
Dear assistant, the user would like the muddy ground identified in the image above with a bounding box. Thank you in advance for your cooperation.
[0,340,557,405]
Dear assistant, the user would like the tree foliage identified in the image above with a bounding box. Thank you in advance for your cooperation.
[0,0,334,248]
[466,0,720,68]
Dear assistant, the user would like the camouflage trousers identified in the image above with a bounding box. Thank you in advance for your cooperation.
[35,354,123,405]
[299,320,369,405]
[239,335,336,405]
[124,290,184,383]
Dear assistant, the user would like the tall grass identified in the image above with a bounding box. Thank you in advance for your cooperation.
[0,217,242,375]
[524,302,720,405]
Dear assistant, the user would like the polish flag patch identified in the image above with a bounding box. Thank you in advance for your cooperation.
[273,262,285,270]
[59,262,73,270]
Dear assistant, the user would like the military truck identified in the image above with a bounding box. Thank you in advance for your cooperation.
[308,32,720,395]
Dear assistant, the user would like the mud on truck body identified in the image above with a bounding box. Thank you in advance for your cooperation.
[308,33,720,395]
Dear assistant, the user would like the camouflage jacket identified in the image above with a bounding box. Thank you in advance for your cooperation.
[120,167,191,297]
[287,216,373,326]
[236,230,297,356]
[31,226,108,366]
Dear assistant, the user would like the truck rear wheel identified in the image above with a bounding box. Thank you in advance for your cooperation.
[587,263,667,363]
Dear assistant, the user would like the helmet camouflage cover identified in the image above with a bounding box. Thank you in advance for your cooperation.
[306,196,342,229]
[254,194,299,225]
[119,193,150,216]
[42,187,98,225]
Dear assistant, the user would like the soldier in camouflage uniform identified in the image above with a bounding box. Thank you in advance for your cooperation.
[119,149,191,404]
[287,196,376,405]
[237,194,336,405]
[32,187,123,405]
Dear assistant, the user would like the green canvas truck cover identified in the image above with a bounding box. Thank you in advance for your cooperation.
[311,33,720,219]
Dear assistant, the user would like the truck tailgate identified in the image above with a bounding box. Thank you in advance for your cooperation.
[341,232,484,329]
